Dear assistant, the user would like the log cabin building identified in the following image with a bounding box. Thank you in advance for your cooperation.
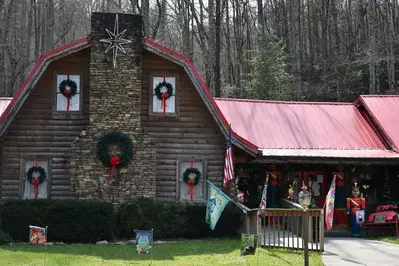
[1,11,399,230]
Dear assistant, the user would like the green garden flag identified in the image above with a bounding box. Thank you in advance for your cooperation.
[205,182,231,230]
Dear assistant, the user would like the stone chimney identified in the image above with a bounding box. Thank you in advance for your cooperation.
[70,12,156,202]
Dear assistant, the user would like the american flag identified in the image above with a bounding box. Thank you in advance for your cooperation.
[223,127,234,188]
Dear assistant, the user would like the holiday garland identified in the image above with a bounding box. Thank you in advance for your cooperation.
[183,166,201,201]
[154,78,174,115]
[26,164,47,200]
[97,131,133,184]
[58,75,78,113]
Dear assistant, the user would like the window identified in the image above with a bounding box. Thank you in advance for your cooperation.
[23,159,50,200]
[177,160,207,202]
[56,74,81,112]
[151,76,176,114]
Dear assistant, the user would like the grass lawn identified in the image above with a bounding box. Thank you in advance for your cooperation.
[0,238,322,266]
[370,237,399,245]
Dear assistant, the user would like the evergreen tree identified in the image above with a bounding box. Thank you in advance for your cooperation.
[248,34,292,101]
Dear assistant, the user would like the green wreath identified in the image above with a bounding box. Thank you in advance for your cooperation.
[97,131,133,168]
[58,79,77,98]
[154,81,173,100]
[183,168,201,185]
[26,166,47,184]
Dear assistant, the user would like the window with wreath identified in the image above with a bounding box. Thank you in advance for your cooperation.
[56,74,81,112]
[177,160,206,202]
[23,159,50,200]
[152,76,176,114]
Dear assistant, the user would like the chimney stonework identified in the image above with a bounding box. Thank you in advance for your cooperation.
[70,12,156,202]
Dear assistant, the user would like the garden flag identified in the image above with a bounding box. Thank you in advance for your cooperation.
[325,175,337,231]
[257,177,268,216]
[135,229,153,254]
[223,127,234,187]
[206,182,231,230]
[29,225,47,244]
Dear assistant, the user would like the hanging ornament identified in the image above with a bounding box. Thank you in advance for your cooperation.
[183,163,201,201]
[58,74,77,113]
[26,160,47,200]
[154,77,174,115]
[97,131,133,184]
[99,13,132,68]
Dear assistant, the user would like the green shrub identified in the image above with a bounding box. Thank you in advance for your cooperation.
[0,229,13,244]
[0,200,114,243]
[115,197,242,240]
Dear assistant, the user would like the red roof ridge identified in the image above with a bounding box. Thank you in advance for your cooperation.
[214,97,352,105]
[360,94,399,98]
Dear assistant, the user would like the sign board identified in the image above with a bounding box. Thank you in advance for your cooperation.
[135,230,153,254]
[29,225,47,244]
[374,214,386,223]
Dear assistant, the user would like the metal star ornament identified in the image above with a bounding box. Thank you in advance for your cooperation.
[99,14,132,68]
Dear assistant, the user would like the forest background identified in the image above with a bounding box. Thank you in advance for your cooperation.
[1,0,398,102]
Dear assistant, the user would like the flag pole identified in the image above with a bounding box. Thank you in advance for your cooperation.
[207,180,247,214]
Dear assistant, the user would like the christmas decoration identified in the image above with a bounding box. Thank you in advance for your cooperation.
[26,161,47,200]
[99,13,132,68]
[58,74,77,113]
[183,162,201,201]
[97,131,133,184]
[346,182,365,237]
[154,77,174,115]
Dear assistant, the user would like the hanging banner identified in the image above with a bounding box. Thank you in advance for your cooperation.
[205,183,231,230]
[135,229,153,254]
[325,175,337,231]
[29,225,47,244]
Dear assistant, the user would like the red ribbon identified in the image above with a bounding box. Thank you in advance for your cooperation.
[190,161,194,168]
[188,179,195,201]
[32,177,39,200]
[64,90,72,113]
[108,155,120,184]
[161,92,168,115]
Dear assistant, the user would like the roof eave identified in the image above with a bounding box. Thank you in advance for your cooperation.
[254,155,399,165]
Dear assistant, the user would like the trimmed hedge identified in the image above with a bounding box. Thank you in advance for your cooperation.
[0,198,243,243]
[0,200,114,243]
[115,197,243,240]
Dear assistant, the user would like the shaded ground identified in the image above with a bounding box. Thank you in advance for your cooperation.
[0,238,322,266]
[323,237,399,266]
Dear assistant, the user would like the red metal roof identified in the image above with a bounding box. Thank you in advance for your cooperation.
[215,98,398,158]
[0,98,12,118]
[359,95,399,151]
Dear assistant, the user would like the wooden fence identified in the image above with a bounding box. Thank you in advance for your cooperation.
[259,208,324,252]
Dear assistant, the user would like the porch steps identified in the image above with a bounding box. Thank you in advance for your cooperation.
[324,227,351,237]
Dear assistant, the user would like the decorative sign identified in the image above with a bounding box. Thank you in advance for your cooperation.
[29,225,47,244]
[135,229,153,254]
[356,210,365,225]
[240,233,257,256]
[374,214,386,223]
[99,14,132,68]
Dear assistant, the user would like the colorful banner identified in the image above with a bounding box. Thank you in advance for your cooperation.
[135,230,153,254]
[206,183,231,230]
[29,225,47,244]
[257,182,268,216]
[325,175,337,231]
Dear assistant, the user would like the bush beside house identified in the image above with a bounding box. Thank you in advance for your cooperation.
[0,198,242,243]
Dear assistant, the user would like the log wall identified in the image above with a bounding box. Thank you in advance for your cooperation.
[1,49,90,200]
[141,50,226,201]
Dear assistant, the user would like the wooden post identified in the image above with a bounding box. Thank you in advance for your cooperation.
[320,209,325,251]
[303,209,309,266]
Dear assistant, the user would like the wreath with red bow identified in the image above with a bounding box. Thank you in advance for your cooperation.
[154,80,173,115]
[26,166,47,200]
[183,167,201,201]
[58,77,77,113]
[97,131,133,184]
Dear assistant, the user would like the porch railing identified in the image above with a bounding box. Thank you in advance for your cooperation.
[259,208,324,252]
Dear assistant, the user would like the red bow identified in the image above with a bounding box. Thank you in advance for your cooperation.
[32,177,40,200]
[108,155,120,184]
[161,92,168,115]
[188,179,195,201]
[64,89,72,113]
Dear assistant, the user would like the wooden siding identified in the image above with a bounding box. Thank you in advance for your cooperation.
[141,50,226,201]
[1,48,90,200]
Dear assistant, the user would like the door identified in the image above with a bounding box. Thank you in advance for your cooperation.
[305,171,327,208]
